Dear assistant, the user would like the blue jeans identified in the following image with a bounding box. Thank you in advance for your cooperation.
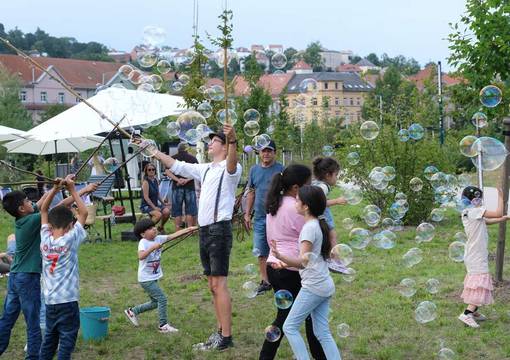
[132,280,168,326]
[0,272,41,360]
[283,288,341,360]
[40,301,80,360]
[253,218,270,257]
[171,186,198,217]
[324,207,335,229]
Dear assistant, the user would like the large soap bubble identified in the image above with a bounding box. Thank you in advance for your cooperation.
[408,123,425,140]
[471,136,508,171]
[415,301,437,324]
[360,121,379,140]
[479,85,502,108]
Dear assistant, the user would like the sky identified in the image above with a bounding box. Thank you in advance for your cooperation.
[0,0,468,71]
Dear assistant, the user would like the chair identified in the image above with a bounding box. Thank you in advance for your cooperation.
[84,204,103,243]
[88,175,116,215]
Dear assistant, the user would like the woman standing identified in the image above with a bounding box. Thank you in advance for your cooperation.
[259,164,326,360]
[140,163,170,233]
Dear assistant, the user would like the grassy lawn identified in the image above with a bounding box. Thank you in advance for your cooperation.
[1,188,510,359]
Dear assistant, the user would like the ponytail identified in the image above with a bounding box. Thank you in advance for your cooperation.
[265,164,311,216]
[318,216,331,259]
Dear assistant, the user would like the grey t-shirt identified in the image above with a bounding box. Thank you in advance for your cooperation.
[299,219,335,297]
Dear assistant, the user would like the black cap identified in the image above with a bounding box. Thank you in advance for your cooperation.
[208,131,226,144]
[261,140,276,151]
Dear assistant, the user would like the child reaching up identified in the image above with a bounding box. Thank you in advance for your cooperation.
[271,185,341,360]
[125,219,197,333]
[458,186,509,328]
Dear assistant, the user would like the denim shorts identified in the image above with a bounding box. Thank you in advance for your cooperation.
[199,221,233,276]
[140,204,165,214]
[324,207,335,229]
[171,187,198,217]
[252,218,270,257]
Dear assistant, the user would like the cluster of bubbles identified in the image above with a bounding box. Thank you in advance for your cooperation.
[397,123,425,142]
[415,301,437,324]
[398,278,440,298]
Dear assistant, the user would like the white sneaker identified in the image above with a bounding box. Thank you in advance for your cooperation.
[473,312,487,321]
[159,323,179,333]
[124,308,139,327]
[458,313,479,328]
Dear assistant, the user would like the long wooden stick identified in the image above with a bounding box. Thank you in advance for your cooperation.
[0,37,133,139]
[0,160,53,181]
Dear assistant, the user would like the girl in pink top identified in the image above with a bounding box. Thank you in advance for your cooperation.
[259,164,326,360]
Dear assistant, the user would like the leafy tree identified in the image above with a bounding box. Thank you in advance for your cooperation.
[283,47,298,70]
[271,92,300,151]
[242,54,264,85]
[349,55,362,64]
[366,53,381,66]
[303,41,324,72]
[380,53,421,75]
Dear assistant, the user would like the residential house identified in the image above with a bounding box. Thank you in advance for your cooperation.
[320,49,353,70]
[356,58,380,73]
[288,60,313,75]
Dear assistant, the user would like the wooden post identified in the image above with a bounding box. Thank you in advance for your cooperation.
[495,116,510,282]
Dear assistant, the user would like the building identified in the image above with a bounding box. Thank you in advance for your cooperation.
[288,60,313,75]
[233,73,294,98]
[356,58,380,73]
[268,44,284,54]
[320,49,353,70]
[408,65,462,92]
[336,63,362,73]
[0,54,130,123]
[286,72,373,126]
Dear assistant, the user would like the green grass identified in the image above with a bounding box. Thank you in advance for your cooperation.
[1,189,510,359]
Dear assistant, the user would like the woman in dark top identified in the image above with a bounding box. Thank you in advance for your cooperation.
[140,163,170,232]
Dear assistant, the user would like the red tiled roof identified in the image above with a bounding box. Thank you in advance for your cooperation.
[0,54,123,89]
[408,65,463,90]
[292,60,312,70]
[336,64,361,72]
[233,73,294,98]
[206,78,224,87]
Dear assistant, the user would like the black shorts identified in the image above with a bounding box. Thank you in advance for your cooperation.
[199,221,233,276]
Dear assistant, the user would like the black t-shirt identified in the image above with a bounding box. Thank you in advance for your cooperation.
[171,151,198,190]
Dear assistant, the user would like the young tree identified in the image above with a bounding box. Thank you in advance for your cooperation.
[303,41,324,72]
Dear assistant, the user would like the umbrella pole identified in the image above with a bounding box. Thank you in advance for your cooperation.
[108,137,124,207]
[118,133,136,224]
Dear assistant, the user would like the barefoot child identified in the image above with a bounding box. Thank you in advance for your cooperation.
[125,219,196,333]
[458,186,509,328]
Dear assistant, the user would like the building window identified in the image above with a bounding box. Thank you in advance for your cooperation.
[350,98,354,106]
[335,97,340,106]
[343,97,348,106]
[324,82,328,90]
[356,97,361,105]
[40,92,47,103]
[19,91,27,102]
[335,82,339,90]
[58,92,65,104]
[312,97,318,106]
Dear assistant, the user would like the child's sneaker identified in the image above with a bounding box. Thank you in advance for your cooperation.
[124,308,139,327]
[327,258,349,274]
[159,323,179,333]
[192,330,222,351]
[215,335,234,351]
[473,312,487,321]
[458,313,479,328]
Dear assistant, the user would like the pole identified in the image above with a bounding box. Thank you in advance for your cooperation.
[495,117,510,282]
[438,61,445,146]
[379,95,383,128]
[118,133,136,224]
[476,119,483,189]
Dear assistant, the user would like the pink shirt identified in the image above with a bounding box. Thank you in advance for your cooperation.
[266,196,305,271]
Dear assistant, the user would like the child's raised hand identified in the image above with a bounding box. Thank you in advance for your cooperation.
[53,177,64,189]
[85,183,99,193]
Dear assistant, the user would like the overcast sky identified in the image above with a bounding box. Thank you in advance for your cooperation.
[1,0,467,71]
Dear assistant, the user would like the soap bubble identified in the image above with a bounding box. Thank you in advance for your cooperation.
[459,135,478,157]
[271,53,287,69]
[349,228,371,250]
[479,85,502,108]
[408,123,425,140]
[360,121,379,140]
[118,64,133,80]
[264,325,282,342]
[381,218,394,230]
[331,244,353,266]
[196,123,212,137]
[138,50,158,68]
[471,111,488,128]
[244,263,257,278]
[342,218,354,230]
[103,157,119,173]
[415,301,437,324]
[302,252,318,268]
[382,166,396,181]
[137,83,155,93]
[346,152,360,165]
[242,281,258,299]
[431,208,446,222]
[424,166,439,180]
[177,111,206,136]
[457,174,472,188]
[342,268,356,282]
[395,192,407,202]
[171,81,183,92]
[373,230,397,249]
[416,222,435,243]
[471,136,508,171]
[244,109,261,123]
[438,348,456,360]
[253,134,271,150]
[143,25,166,46]
[454,231,467,243]
[180,48,196,66]
[430,172,448,190]
[402,247,423,268]
[183,128,200,145]
[207,85,225,101]
[274,290,293,309]
[156,60,172,74]
[217,109,238,125]
[197,102,213,119]
[128,69,143,84]
[398,128,410,142]
[398,278,417,297]
[389,201,408,220]
[141,139,158,158]
[244,121,260,137]
[342,185,363,205]
[410,177,424,192]
[336,323,350,338]
[448,241,465,262]
[322,145,334,157]
[426,278,440,294]
[166,121,180,137]
[299,78,319,96]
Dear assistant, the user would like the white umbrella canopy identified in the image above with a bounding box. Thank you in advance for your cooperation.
[3,136,105,155]
[0,125,28,142]
[26,88,185,141]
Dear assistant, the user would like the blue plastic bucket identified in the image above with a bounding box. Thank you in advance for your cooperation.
[79,306,110,341]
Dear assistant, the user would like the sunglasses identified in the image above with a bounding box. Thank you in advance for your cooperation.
[147,168,156,172]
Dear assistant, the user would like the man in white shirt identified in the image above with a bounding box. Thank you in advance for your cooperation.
[147,123,241,351]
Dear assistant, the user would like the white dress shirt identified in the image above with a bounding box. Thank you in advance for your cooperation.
[170,159,242,226]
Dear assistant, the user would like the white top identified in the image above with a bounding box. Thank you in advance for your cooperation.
[170,159,242,226]
[40,223,87,305]
[137,235,166,282]
[461,207,489,274]
[312,179,330,196]
[299,219,335,297]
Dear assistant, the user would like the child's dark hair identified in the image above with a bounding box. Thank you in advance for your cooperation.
[48,205,75,229]
[312,157,340,181]
[133,218,155,240]
[462,186,483,201]
[298,185,331,259]
[265,164,311,216]
[2,191,27,218]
